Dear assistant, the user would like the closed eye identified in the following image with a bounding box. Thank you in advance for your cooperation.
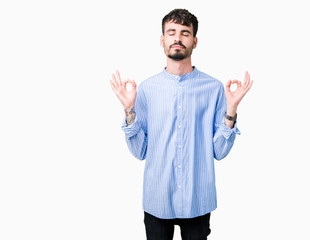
[181,30,191,36]
[166,29,176,36]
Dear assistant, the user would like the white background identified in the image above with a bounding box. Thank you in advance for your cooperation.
[0,0,309,239]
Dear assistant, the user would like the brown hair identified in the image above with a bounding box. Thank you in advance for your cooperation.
[162,9,198,37]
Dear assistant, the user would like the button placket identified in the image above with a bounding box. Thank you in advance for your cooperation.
[176,81,183,215]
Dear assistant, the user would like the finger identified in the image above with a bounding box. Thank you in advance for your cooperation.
[128,79,137,89]
[242,80,254,96]
[116,70,123,86]
[225,80,232,93]
[109,79,115,90]
[110,79,120,92]
[112,76,124,92]
[123,79,129,88]
[244,71,250,88]
[123,79,137,90]
[245,80,254,91]
[110,79,119,96]
[225,80,232,89]
[242,71,247,87]
[112,73,119,88]
[245,71,250,81]
[232,80,242,87]
[123,79,132,89]
[110,81,125,104]
[111,80,126,103]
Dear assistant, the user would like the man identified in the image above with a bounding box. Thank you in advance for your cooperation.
[110,8,253,240]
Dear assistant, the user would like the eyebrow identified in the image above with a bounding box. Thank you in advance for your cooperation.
[166,29,192,35]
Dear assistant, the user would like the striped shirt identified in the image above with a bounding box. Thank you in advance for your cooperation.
[121,66,240,219]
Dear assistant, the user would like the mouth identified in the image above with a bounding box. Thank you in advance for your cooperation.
[171,44,185,49]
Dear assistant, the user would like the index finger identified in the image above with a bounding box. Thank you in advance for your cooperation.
[225,80,232,93]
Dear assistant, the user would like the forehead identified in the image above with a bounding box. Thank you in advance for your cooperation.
[164,21,193,33]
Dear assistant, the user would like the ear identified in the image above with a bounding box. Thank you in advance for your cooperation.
[160,35,164,48]
[193,37,198,49]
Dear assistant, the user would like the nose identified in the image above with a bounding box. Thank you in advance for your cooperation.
[174,32,181,42]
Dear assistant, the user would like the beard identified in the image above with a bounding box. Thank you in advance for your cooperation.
[166,42,193,61]
[168,49,188,61]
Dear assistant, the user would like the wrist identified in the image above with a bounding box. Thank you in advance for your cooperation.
[124,104,135,111]
[124,106,136,126]
[124,106,135,116]
[225,112,237,122]
[226,106,237,116]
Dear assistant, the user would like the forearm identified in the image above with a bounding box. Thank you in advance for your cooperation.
[124,129,148,160]
[124,107,136,126]
[121,112,148,160]
[213,134,236,160]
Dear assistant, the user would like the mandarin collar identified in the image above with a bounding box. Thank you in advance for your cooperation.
[162,66,198,82]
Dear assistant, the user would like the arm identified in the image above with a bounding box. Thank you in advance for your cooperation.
[121,87,148,160]
[213,71,253,160]
[213,85,240,160]
[110,71,148,160]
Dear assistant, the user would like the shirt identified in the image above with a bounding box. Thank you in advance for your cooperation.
[121,66,240,219]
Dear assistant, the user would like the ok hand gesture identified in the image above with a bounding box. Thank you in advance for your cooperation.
[109,70,137,110]
[225,71,254,110]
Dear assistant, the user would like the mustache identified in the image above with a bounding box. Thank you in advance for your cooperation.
[170,42,186,49]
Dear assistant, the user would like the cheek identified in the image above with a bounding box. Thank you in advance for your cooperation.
[162,40,171,50]
[164,36,175,45]
[183,39,193,48]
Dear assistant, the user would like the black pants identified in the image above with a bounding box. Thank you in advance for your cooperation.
[144,211,211,240]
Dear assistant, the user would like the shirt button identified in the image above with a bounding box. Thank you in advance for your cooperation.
[178,125,182,128]
[178,145,182,148]
[178,185,182,189]
[179,86,182,89]
[178,165,182,169]
[178,105,182,109]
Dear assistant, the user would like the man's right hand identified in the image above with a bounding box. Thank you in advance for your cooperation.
[109,70,137,110]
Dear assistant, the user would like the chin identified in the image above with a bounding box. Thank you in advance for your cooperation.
[168,53,186,61]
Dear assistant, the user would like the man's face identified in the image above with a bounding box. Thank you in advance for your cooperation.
[160,21,197,61]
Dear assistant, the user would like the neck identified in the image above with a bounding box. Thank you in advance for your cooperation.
[165,57,193,76]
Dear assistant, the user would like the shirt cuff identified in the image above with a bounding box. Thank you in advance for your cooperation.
[121,115,142,138]
[220,118,241,140]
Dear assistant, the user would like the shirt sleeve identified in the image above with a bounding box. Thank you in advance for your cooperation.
[213,84,241,160]
[121,86,148,160]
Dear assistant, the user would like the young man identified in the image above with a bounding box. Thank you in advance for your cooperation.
[110,9,253,240]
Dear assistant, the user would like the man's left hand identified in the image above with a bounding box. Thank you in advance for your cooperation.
[225,71,254,112]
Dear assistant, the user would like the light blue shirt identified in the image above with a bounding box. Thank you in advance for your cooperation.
[121,67,240,219]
